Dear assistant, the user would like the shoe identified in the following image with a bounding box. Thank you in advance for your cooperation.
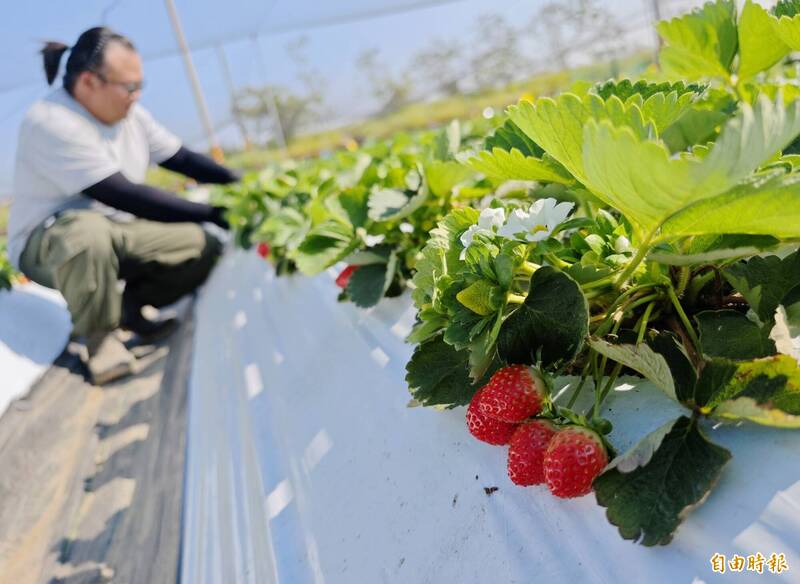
[121,299,180,344]
[85,332,138,386]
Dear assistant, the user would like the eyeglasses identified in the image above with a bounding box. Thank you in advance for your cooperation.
[93,70,144,95]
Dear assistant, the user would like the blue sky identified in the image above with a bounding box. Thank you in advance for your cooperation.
[0,0,705,196]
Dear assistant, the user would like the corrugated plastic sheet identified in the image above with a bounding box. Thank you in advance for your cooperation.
[182,249,800,584]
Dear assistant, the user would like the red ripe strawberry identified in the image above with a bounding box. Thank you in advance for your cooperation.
[335,265,359,289]
[507,420,559,486]
[477,365,546,423]
[543,426,608,498]
[256,242,271,258]
[466,388,518,446]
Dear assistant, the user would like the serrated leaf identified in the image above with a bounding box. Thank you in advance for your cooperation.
[346,263,388,308]
[405,336,476,408]
[649,234,779,265]
[346,249,397,308]
[605,418,678,473]
[648,331,698,404]
[706,355,800,427]
[738,1,789,79]
[775,12,800,50]
[583,96,800,237]
[294,221,360,275]
[696,310,776,360]
[336,187,369,228]
[595,416,732,546]
[722,250,800,323]
[467,148,574,185]
[497,267,588,367]
[508,93,652,185]
[424,161,474,198]
[368,188,429,222]
[657,0,738,80]
[661,172,800,239]
[593,79,704,103]
[588,338,677,400]
[484,119,543,157]
[661,107,729,153]
[456,280,501,316]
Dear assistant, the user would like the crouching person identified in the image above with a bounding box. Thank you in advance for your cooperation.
[7,27,239,384]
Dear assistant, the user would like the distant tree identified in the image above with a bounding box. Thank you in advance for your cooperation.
[531,0,626,71]
[233,85,322,144]
[470,14,526,91]
[410,38,465,98]
[233,36,326,145]
[356,48,414,115]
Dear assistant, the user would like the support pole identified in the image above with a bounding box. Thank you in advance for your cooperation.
[215,44,252,151]
[164,0,224,162]
[250,35,287,150]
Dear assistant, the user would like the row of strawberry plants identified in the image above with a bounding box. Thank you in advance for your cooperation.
[215,0,800,546]
[0,242,17,291]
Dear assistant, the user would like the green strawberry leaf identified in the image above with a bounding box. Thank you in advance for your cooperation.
[497,267,589,367]
[484,119,543,157]
[412,208,479,309]
[661,173,800,240]
[656,0,738,80]
[294,220,360,276]
[695,310,776,360]
[346,250,397,308]
[722,250,800,324]
[649,234,779,265]
[588,338,678,401]
[467,148,575,185]
[583,97,800,238]
[738,1,789,79]
[595,416,732,546]
[424,161,474,198]
[405,336,476,408]
[593,79,705,103]
[591,80,703,134]
[775,7,800,49]
[367,188,430,222]
[705,355,800,427]
[660,107,729,153]
[508,93,652,185]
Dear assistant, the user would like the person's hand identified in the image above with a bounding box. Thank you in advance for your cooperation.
[210,206,230,230]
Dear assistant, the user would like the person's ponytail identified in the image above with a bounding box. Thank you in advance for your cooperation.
[39,28,135,95]
[41,41,70,85]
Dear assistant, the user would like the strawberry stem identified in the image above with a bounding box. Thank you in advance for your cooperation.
[507,293,527,305]
[667,285,700,351]
[594,301,656,417]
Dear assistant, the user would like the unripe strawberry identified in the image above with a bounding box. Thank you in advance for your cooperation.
[466,388,518,446]
[543,426,608,498]
[336,265,359,289]
[507,420,559,486]
[256,242,271,258]
[477,365,546,423]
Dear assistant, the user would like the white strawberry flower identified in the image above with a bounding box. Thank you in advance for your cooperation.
[497,198,574,243]
[460,207,506,259]
[614,235,632,254]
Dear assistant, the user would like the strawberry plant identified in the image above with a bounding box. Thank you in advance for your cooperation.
[215,0,800,547]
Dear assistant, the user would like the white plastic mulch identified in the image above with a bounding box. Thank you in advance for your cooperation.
[182,248,800,584]
[0,282,71,417]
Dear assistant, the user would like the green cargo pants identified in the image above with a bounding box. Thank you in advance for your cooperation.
[19,210,223,337]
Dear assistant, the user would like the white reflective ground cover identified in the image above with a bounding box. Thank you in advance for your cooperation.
[0,283,70,417]
[182,250,800,584]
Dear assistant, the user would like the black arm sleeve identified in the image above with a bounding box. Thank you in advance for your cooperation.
[158,146,240,184]
[82,172,228,228]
